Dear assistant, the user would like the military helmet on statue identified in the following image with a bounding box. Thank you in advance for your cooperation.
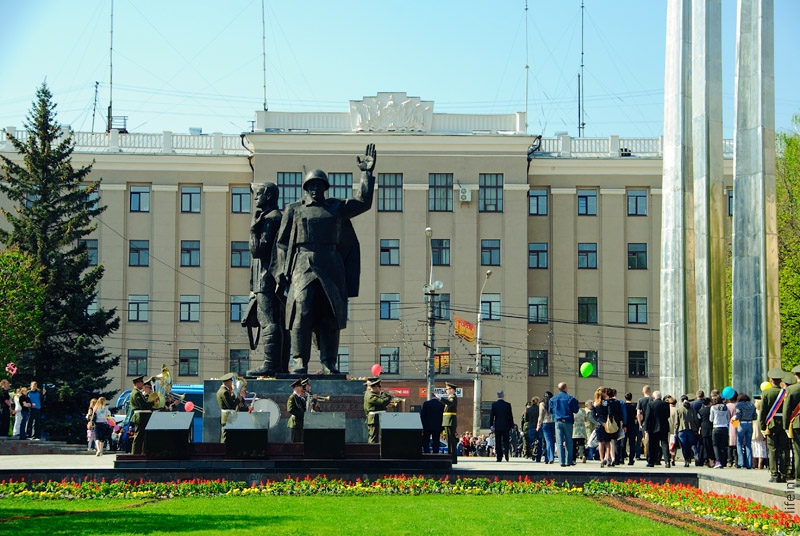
[303,169,329,190]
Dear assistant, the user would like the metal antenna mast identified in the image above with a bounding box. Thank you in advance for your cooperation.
[525,0,529,134]
[262,0,268,111]
[578,0,586,137]
[91,81,99,133]
[107,0,114,133]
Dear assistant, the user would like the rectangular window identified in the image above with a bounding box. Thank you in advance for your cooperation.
[481,239,501,266]
[128,295,149,322]
[578,243,597,269]
[528,243,548,269]
[229,349,250,376]
[130,185,150,212]
[328,172,353,199]
[479,173,503,212]
[428,173,453,212]
[129,240,150,266]
[481,347,501,375]
[579,350,598,377]
[127,349,148,376]
[231,187,251,213]
[377,173,403,212]
[433,293,450,321]
[431,239,450,266]
[434,347,451,374]
[80,239,98,266]
[628,297,648,324]
[728,188,734,216]
[578,297,598,324]
[481,293,501,321]
[528,350,548,376]
[180,295,200,322]
[628,350,648,377]
[528,189,548,215]
[230,295,248,322]
[380,239,400,266]
[627,189,647,216]
[181,186,201,213]
[528,297,548,324]
[231,241,250,267]
[577,189,597,216]
[379,293,400,320]
[379,347,400,374]
[277,172,303,208]
[336,346,351,374]
[180,240,200,267]
[87,297,98,316]
[179,349,199,376]
[83,187,99,212]
[628,243,648,269]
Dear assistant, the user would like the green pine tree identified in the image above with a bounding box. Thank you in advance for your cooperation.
[0,83,120,442]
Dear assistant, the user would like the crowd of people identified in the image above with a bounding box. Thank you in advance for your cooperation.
[0,380,45,441]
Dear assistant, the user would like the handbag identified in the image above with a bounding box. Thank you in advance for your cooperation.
[587,429,598,449]
[604,414,619,434]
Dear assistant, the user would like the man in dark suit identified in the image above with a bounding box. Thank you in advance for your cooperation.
[420,395,444,453]
[643,390,671,468]
[489,391,514,462]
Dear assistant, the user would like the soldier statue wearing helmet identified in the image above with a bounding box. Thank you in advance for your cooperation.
[271,144,377,374]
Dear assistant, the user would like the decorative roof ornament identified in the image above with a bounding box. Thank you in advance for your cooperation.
[349,92,433,133]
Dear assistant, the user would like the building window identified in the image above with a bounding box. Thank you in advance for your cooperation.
[528,297,548,324]
[128,295,149,322]
[336,347,351,373]
[180,240,200,267]
[231,241,250,267]
[130,185,150,212]
[87,297,98,316]
[129,240,150,266]
[79,239,98,266]
[433,293,450,321]
[577,189,597,216]
[229,349,250,376]
[428,173,453,212]
[83,187,99,211]
[479,173,503,212]
[378,173,403,212]
[127,349,148,376]
[728,188,734,216]
[481,239,501,266]
[481,347,501,375]
[231,187,251,213]
[230,295,248,322]
[528,350,548,376]
[628,297,648,324]
[434,347,450,374]
[380,239,400,266]
[379,347,400,374]
[579,350,598,377]
[328,172,353,199]
[628,350,648,377]
[277,171,303,208]
[380,293,400,320]
[627,189,647,216]
[578,243,597,269]
[529,189,548,216]
[481,293,501,321]
[179,349,199,376]
[528,243,548,269]
[181,186,201,213]
[628,243,648,269]
[578,297,598,324]
[480,401,493,428]
[180,295,200,322]
[431,239,450,266]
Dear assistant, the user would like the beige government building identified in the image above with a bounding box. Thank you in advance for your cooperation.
[1,92,734,430]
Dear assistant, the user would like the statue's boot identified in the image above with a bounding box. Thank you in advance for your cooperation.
[318,328,340,374]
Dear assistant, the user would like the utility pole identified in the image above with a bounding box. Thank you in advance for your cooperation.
[473,270,492,435]
[424,227,443,400]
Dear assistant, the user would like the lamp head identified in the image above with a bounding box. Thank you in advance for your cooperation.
[485,270,493,279]
[425,227,432,238]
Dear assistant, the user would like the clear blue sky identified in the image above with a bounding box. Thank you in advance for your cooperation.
[1,0,798,138]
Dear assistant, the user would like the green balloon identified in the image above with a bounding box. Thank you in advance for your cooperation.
[580,362,593,378]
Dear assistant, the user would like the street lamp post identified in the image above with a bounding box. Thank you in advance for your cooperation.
[423,228,443,400]
[473,270,492,435]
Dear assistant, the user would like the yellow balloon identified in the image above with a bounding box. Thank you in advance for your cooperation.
[761,381,771,392]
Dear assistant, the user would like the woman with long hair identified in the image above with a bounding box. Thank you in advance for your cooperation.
[734,392,757,469]
[591,387,613,467]
[92,397,112,456]
[537,391,555,464]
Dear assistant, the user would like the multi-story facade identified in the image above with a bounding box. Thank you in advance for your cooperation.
[0,92,734,430]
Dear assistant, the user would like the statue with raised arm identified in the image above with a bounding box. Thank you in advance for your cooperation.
[271,143,377,374]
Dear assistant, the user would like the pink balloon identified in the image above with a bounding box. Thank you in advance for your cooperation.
[184,401,195,412]
[371,364,382,376]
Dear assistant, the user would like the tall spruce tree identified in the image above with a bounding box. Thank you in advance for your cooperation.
[0,84,119,442]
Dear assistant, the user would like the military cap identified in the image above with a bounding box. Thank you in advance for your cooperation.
[445,382,457,389]
[792,365,800,375]
[131,375,145,385]
[364,377,381,387]
[301,378,310,386]
[768,367,785,379]
[784,373,797,386]
[142,377,153,386]
[291,378,303,388]
[220,372,235,382]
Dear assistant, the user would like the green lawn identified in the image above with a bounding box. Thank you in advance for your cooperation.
[1,495,694,535]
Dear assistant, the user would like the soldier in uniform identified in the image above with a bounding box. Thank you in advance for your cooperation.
[363,377,392,443]
[442,382,458,464]
[760,367,790,482]
[301,378,319,413]
[271,144,376,374]
[783,365,800,481]
[216,373,239,443]
[287,378,306,443]
[129,376,155,455]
